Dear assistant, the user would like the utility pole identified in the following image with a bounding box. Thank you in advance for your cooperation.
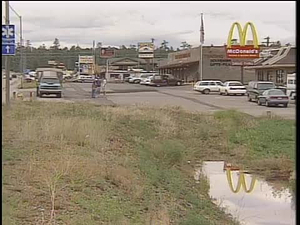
[20,16,23,88]
[5,1,10,107]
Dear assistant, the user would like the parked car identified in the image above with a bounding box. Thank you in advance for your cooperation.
[286,73,296,100]
[129,74,153,84]
[149,74,183,87]
[73,75,94,83]
[257,89,289,107]
[219,81,246,96]
[193,80,223,94]
[24,75,35,82]
[141,75,154,85]
[247,81,275,102]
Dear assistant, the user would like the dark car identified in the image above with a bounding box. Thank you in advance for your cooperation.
[257,89,289,107]
[149,74,183,87]
[247,81,275,102]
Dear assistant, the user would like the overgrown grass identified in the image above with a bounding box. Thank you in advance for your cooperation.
[2,102,295,224]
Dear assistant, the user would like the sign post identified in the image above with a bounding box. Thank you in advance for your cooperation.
[2,1,15,106]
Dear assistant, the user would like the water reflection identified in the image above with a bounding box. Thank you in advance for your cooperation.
[196,161,295,225]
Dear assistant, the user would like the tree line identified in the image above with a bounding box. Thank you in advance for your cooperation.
[6,38,193,72]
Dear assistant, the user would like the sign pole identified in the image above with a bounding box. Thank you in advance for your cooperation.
[241,61,244,84]
[200,44,203,81]
[78,55,81,76]
[5,1,10,107]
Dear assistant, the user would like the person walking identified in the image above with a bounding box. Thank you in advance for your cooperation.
[91,79,97,98]
[102,77,107,96]
[96,77,102,97]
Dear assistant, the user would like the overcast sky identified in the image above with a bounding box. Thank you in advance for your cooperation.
[3,1,296,49]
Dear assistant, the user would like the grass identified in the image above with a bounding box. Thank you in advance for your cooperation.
[17,81,37,89]
[2,101,295,224]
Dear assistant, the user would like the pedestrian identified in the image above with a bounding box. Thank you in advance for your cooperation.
[96,77,102,97]
[91,79,96,98]
[102,77,107,96]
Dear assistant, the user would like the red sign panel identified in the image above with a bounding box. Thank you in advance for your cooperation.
[226,45,259,58]
[100,48,115,58]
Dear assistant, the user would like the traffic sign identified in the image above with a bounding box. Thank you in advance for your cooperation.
[2,24,15,55]
[2,45,15,55]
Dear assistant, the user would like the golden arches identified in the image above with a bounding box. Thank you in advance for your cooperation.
[227,22,259,48]
[226,169,257,193]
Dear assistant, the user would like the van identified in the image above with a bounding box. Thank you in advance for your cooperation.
[286,73,296,100]
[247,81,275,102]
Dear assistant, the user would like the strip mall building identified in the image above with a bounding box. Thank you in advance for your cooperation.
[158,45,258,84]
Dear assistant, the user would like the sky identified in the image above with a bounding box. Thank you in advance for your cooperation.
[3,1,296,49]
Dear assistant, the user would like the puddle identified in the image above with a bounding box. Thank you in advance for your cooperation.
[195,161,295,225]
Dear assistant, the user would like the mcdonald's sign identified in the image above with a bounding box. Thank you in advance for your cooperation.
[226,169,257,193]
[226,22,260,58]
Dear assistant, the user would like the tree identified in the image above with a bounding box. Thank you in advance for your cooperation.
[38,44,47,50]
[129,44,137,50]
[70,45,76,51]
[52,38,60,49]
[151,38,155,43]
[180,41,191,50]
[170,46,174,51]
[160,40,169,50]
[120,45,127,50]
[97,42,102,48]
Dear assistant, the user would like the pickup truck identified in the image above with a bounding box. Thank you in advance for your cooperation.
[36,68,63,98]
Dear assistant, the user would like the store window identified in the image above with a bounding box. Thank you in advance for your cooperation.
[276,70,284,84]
[266,71,273,81]
[257,70,264,81]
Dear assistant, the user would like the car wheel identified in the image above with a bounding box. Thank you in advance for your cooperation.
[219,92,223,95]
[248,95,252,102]
[203,89,210,94]
[266,101,270,107]
[283,103,288,108]
[241,93,245,96]
[257,99,262,105]
[134,80,140,84]
[57,93,62,98]
[225,90,229,96]
[176,81,181,86]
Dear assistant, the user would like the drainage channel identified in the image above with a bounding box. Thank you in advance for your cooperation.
[158,91,224,110]
[195,161,295,225]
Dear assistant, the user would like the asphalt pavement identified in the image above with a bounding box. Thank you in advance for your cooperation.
[13,81,296,119]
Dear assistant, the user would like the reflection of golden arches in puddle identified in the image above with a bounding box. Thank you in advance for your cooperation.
[226,169,257,193]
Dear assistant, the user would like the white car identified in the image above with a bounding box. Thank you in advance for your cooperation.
[76,75,94,83]
[141,75,154,85]
[129,74,151,84]
[193,80,223,94]
[219,81,247,96]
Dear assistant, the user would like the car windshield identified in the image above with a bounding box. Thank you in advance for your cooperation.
[229,82,243,86]
[41,78,59,83]
[267,90,285,95]
[257,83,275,90]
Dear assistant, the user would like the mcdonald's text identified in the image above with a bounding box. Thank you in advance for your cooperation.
[226,45,260,58]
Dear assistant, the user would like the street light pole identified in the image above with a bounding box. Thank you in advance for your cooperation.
[5,1,11,107]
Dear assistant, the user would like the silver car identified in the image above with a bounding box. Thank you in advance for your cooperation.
[257,89,289,107]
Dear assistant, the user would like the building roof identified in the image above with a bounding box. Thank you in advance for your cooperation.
[245,46,295,70]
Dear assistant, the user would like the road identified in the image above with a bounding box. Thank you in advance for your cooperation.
[48,82,295,119]
[13,81,295,119]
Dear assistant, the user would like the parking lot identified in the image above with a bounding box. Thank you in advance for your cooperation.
[54,82,295,120]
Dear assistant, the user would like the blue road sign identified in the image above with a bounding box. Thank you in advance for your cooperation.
[2,45,15,55]
[2,24,15,55]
